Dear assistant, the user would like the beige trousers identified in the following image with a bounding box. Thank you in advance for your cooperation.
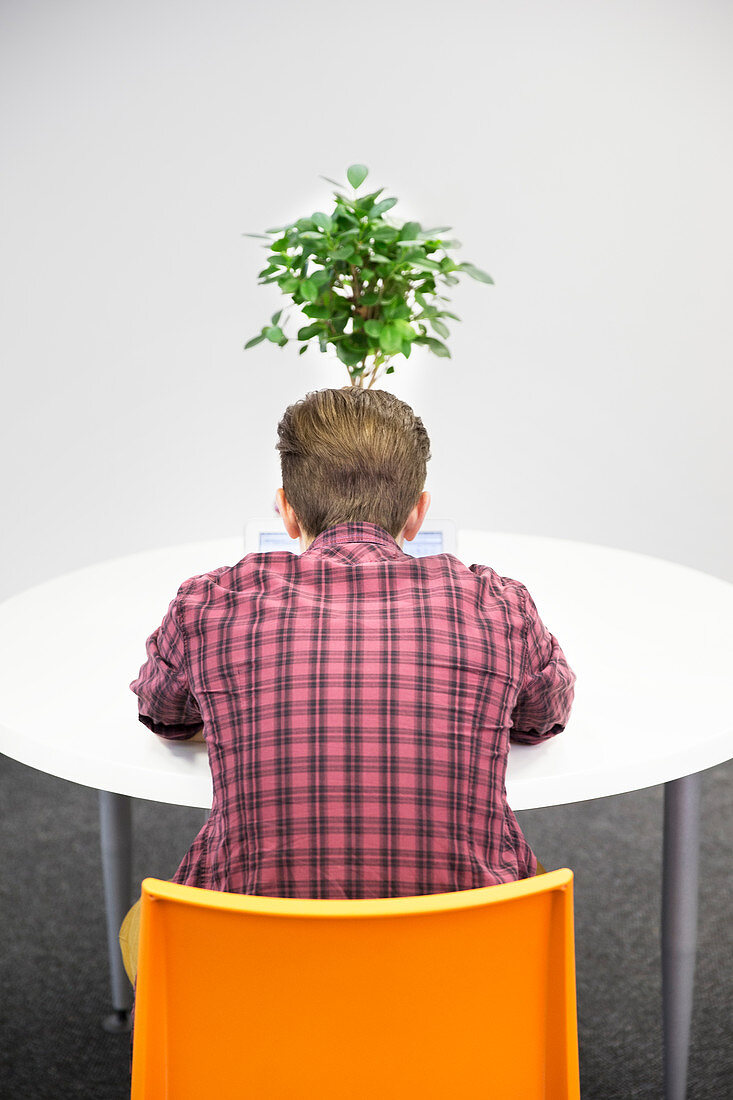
[119,898,142,986]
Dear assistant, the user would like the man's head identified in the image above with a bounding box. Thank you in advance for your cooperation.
[275,387,431,548]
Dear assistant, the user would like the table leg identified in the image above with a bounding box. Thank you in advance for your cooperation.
[99,790,133,1032]
[662,773,701,1100]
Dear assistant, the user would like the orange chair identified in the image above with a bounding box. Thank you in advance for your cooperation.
[131,870,579,1099]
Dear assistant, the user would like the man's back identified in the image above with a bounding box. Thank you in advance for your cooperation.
[131,522,576,899]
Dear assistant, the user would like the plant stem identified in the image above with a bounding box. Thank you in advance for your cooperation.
[365,353,385,389]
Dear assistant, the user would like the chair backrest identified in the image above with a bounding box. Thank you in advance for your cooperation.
[131,870,579,1099]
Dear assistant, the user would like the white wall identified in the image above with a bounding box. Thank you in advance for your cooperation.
[2,0,732,602]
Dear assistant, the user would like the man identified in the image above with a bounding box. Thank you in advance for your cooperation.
[125,387,574,965]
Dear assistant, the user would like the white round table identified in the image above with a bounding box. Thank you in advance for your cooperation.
[1,532,732,1100]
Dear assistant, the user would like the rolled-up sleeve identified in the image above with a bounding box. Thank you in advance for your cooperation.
[511,585,576,744]
[129,595,203,740]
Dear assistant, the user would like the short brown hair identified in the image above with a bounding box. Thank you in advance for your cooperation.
[276,388,431,539]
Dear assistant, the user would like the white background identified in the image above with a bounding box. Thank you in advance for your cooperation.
[2,0,732,603]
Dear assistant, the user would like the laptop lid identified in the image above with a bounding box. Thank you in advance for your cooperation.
[244,518,455,558]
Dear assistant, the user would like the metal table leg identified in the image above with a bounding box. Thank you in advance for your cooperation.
[99,790,133,1032]
[662,773,701,1100]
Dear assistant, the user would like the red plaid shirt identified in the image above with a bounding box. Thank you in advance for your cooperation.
[130,523,575,898]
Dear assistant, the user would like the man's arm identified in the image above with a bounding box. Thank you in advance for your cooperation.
[129,595,204,741]
[510,585,576,744]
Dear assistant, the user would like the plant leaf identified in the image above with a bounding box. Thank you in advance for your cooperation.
[334,207,360,228]
[299,345,309,355]
[242,233,270,239]
[266,326,285,343]
[457,262,494,284]
[302,303,330,319]
[271,310,283,325]
[311,211,333,232]
[347,163,369,189]
[391,303,411,321]
[430,319,450,338]
[422,336,451,357]
[364,320,383,338]
[300,278,319,300]
[371,197,398,217]
[297,323,323,340]
[394,319,417,341]
[336,341,366,367]
[379,323,403,355]
[243,333,266,350]
[399,221,421,241]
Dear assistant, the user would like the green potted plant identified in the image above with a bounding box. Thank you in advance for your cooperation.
[244,164,493,389]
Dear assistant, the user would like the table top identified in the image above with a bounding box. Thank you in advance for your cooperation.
[1,532,732,811]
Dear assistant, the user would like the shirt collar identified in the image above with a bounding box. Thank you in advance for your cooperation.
[303,522,403,554]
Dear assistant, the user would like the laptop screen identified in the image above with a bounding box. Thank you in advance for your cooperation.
[257,529,446,558]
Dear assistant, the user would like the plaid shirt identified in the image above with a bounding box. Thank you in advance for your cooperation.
[130,523,575,899]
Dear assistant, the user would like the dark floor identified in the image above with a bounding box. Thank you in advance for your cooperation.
[1,754,731,1099]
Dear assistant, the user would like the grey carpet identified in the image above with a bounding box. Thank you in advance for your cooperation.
[1,753,731,1099]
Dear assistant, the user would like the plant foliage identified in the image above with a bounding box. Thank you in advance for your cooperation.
[244,164,493,388]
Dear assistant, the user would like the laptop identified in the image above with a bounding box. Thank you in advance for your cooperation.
[244,518,456,558]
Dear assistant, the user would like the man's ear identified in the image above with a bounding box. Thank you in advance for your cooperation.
[402,491,431,543]
[275,489,302,541]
